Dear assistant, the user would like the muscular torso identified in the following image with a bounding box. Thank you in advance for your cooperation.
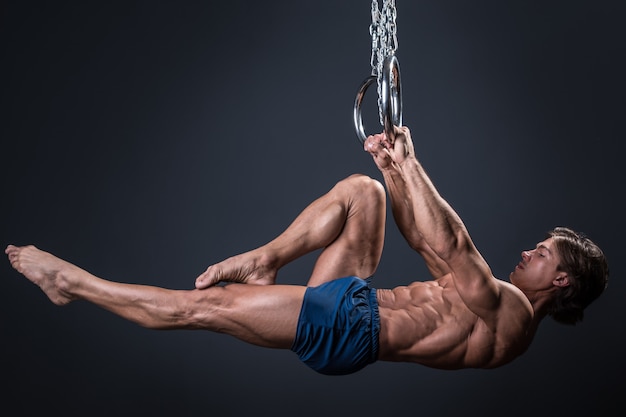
[376,274,535,369]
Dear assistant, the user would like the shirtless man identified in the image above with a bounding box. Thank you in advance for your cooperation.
[5,126,608,375]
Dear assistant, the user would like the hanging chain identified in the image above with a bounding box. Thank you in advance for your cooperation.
[369,0,398,126]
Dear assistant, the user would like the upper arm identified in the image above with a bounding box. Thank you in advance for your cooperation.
[446,239,502,324]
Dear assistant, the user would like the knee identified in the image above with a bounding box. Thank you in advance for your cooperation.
[339,174,386,207]
[184,286,240,331]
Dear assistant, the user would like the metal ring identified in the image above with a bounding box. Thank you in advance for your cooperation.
[353,75,376,144]
[353,55,403,144]
[381,55,403,137]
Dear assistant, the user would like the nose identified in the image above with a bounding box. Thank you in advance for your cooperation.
[521,250,531,261]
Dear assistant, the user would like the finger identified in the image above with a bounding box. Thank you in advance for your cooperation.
[365,138,385,154]
[382,132,393,149]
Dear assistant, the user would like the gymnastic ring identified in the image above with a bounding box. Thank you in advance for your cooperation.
[353,55,403,145]
[353,75,376,144]
[381,55,403,138]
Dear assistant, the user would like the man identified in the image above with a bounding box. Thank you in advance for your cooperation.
[5,126,608,375]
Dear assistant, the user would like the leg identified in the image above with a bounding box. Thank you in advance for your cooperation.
[195,174,386,288]
[307,174,386,286]
[6,245,305,348]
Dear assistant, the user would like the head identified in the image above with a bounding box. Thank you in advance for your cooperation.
[546,227,609,325]
[511,227,608,325]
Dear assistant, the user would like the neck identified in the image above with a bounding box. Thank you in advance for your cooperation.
[524,289,554,322]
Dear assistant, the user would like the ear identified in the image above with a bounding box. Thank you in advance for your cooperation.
[553,274,570,288]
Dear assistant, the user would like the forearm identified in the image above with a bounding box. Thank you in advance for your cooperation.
[390,156,469,260]
[381,167,424,250]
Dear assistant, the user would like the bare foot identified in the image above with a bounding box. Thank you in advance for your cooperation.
[6,244,77,305]
[195,249,278,289]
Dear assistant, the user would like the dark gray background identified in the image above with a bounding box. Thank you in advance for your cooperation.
[1,1,624,416]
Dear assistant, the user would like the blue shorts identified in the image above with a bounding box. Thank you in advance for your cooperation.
[291,276,380,375]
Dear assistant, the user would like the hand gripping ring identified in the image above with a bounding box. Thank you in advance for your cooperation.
[353,54,403,144]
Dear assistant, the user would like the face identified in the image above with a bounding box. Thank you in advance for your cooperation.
[509,237,568,292]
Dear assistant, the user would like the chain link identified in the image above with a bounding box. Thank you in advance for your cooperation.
[369,0,398,126]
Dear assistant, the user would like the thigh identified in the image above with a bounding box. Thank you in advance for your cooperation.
[194,283,307,349]
[307,175,386,287]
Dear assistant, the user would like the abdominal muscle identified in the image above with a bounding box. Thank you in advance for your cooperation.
[375,277,502,370]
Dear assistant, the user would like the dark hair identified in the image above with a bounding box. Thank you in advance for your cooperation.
[547,227,609,325]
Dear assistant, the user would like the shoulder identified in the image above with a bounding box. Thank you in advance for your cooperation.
[496,280,533,314]
[491,279,534,337]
